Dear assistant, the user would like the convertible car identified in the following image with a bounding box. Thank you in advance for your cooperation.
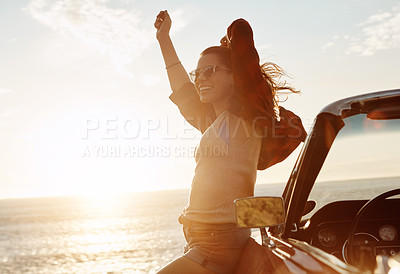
[234,89,400,273]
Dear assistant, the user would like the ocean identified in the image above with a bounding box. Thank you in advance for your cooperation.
[0,183,284,274]
[0,189,191,274]
[0,178,397,273]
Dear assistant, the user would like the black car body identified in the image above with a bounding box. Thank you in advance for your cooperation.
[234,89,400,273]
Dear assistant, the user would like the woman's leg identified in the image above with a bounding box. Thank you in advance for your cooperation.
[157,256,215,274]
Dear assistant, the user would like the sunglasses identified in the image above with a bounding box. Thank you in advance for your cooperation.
[189,65,231,82]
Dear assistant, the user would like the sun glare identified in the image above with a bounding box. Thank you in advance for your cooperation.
[24,107,171,199]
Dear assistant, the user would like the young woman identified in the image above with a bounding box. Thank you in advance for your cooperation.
[154,11,306,274]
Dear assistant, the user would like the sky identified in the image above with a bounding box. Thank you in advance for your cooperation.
[1,0,400,199]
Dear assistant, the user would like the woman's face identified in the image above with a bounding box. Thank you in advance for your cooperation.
[194,53,234,105]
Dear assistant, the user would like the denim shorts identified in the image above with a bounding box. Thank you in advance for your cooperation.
[179,216,251,274]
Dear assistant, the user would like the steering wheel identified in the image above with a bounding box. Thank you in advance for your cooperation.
[347,188,400,267]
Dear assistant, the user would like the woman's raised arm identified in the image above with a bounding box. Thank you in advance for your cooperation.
[155,10,190,92]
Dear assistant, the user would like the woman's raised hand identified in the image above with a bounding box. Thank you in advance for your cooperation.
[155,10,189,91]
[155,10,171,40]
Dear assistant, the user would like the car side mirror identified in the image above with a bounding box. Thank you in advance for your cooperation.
[234,197,285,228]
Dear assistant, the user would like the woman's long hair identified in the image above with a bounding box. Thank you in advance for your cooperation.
[260,62,299,118]
[200,46,298,121]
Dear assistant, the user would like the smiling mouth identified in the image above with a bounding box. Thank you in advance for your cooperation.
[199,86,212,91]
[199,86,213,96]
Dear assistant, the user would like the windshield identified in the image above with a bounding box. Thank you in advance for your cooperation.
[305,113,400,219]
